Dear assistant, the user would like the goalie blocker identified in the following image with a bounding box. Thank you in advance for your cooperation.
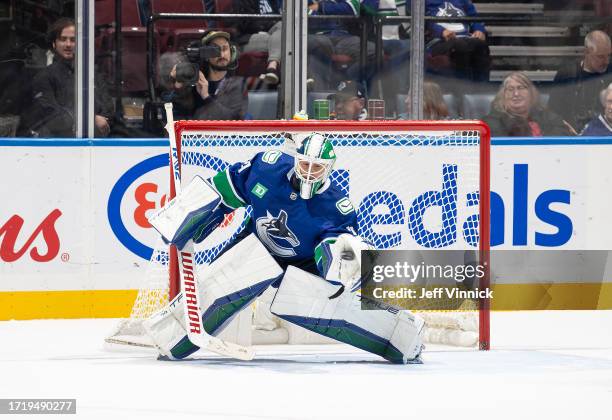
[143,233,424,363]
[148,175,225,249]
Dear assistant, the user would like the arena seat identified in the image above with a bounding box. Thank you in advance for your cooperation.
[211,0,239,37]
[247,91,278,120]
[94,0,143,27]
[149,0,209,53]
[95,0,146,57]
[100,27,160,94]
[236,51,269,78]
[462,94,495,120]
[395,94,460,119]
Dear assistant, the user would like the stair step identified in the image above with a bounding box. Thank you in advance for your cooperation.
[490,45,583,56]
[487,25,570,37]
[490,69,558,82]
[474,2,544,15]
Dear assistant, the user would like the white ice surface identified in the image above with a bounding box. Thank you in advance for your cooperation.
[1,311,612,420]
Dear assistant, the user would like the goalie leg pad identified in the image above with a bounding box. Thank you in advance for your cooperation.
[142,293,190,360]
[144,234,283,359]
[148,175,223,249]
[271,266,424,364]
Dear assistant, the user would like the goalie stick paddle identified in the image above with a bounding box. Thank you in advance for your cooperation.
[164,103,254,361]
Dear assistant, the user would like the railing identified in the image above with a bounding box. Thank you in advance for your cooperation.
[107,10,612,121]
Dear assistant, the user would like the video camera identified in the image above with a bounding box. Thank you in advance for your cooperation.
[174,42,221,86]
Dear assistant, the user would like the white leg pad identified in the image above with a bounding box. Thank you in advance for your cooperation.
[271,266,425,363]
[143,234,283,359]
[142,293,188,360]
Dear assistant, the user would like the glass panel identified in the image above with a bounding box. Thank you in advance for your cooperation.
[219,3,282,120]
[416,0,612,136]
[306,2,411,121]
[306,5,366,120]
[93,1,281,137]
[1,0,76,138]
[543,1,611,137]
[94,0,155,137]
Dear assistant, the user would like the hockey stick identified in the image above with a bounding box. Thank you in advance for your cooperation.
[164,103,254,361]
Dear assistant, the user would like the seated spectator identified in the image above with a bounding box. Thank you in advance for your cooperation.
[550,30,612,133]
[423,0,490,83]
[23,18,114,137]
[235,0,283,85]
[482,72,573,137]
[581,84,612,136]
[162,30,248,120]
[330,80,368,120]
[356,0,411,112]
[400,81,450,120]
[235,0,366,89]
[308,0,375,90]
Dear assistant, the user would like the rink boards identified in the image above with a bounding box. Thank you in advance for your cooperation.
[1,137,612,319]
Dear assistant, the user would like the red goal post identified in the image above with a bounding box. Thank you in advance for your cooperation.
[167,119,490,349]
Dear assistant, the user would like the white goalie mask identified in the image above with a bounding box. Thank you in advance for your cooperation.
[293,133,336,199]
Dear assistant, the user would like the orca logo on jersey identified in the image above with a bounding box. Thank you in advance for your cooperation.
[255,210,300,257]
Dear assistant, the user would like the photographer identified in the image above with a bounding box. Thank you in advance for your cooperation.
[162,31,247,121]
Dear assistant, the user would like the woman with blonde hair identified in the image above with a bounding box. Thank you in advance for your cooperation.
[483,72,573,136]
[402,81,450,120]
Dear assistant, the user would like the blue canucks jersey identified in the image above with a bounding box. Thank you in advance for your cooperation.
[210,151,357,267]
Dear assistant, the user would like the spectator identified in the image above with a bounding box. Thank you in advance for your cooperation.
[482,72,572,137]
[357,0,411,112]
[330,80,367,120]
[550,30,612,133]
[308,0,376,90]
[163,30,247,120]
[236,1,375,89]
[581,84,612,136]
[24,18,114,137]
[235,0,284,85]
[422,0,490,83]
[400,81,449,120]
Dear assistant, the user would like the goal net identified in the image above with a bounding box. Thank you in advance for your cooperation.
[106,120,490,351]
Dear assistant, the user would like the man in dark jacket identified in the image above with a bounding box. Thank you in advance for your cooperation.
[581,84,612,136]
[550,30,612,133]
[163,30,247,120]
[25,18,114,137]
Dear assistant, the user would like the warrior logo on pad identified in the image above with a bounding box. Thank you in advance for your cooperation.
[255,210,300,257]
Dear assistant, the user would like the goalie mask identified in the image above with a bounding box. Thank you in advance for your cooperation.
[293,133,336,199]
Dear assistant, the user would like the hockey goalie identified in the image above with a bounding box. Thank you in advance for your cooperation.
[143,132,425,364]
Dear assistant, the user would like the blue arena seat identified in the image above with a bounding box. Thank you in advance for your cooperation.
[395,94,460,118]
[247,91,278,120]
[462,94,495,120]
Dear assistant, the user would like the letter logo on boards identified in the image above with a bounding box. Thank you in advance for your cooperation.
[0,209,62,262]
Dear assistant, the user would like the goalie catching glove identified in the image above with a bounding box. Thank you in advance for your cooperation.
[148,175,225,249]
[315,234,373,287]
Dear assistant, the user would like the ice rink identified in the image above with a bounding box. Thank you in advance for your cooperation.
[1,311,611,420]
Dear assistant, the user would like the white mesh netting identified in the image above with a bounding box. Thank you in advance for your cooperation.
[106,125,488,348]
